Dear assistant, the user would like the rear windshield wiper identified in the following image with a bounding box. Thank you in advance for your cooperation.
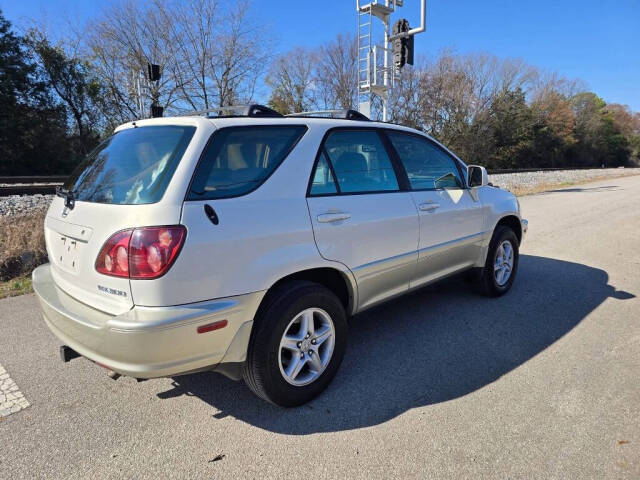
[56,186,76,209]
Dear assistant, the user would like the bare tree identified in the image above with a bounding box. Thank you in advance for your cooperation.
[158,0,271,111]
[530,70,586,103]
[496,57,538,93]
[209,0,271,107]
[157,0,220,110]
[84,0,271,120]
[416,50,476,140]
[266,47,318,114]
[388,61,425,129]
[315,34,358,110]
[85,0,186,122]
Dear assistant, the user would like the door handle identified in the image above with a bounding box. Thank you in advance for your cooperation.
[317,212,351,223]
[419,202,440,212]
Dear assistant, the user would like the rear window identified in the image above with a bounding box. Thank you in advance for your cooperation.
[64,125,196,205]
[187,126,307,200]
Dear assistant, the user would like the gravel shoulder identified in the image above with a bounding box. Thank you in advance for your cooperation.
[490,167,640,196]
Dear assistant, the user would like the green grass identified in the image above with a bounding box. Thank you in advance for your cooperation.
[0,276,33,299]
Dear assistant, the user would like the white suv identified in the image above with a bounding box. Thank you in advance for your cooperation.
[33,105,527,406]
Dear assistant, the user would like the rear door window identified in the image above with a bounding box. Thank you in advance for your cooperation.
[187,126,307,200]
[316,130,399,194]
[309,152,338,195]
[64,125,196,205]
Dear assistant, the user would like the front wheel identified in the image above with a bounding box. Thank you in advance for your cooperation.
[478,226,519,297]
[243,281,347,407]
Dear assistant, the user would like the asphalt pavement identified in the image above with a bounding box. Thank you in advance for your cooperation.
[1,175,639,479]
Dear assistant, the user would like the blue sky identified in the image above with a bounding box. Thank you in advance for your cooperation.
[2,0,639,111]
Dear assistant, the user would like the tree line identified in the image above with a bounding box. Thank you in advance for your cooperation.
[1,1,638,176]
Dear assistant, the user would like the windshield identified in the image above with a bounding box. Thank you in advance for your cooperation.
[64,125,196,205]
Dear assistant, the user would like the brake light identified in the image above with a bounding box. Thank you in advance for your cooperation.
[95,230,132,277]
[130,226,186,279]
[95,226,187,279]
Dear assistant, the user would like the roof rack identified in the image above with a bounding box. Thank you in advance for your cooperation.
[285,109,370,121]
[179,104,283,118]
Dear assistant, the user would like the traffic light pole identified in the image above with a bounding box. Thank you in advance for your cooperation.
[382,5,390,122]
[356,0,426,122]
[388,0,426,41]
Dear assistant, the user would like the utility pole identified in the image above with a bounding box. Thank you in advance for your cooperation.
[356,0,426,121]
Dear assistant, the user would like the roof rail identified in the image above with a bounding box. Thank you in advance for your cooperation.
[286,109,370,121]
[179,104,283,118]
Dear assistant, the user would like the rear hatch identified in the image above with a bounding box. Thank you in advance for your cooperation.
[45,124,197,315]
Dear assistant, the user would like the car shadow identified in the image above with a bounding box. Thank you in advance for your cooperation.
[157,254,634,434]
[543,185,620,194]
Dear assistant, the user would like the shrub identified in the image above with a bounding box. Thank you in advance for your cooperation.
[0,208,48,281]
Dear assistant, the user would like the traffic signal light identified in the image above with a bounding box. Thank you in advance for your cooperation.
[150,104,164,118]
[392,19,414,69]
[147,63,161,82]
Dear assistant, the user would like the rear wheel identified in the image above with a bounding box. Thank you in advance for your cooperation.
[478,226,519,296]
[243,281,347,407]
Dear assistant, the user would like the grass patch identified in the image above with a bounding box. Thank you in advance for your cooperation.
[0,207,48,283]
[0,276,33,299]
[0,207,48,298]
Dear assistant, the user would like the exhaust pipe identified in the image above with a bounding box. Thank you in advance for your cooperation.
[60,345,123,381]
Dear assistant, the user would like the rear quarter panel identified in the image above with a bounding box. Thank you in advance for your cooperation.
[130,122,356,307]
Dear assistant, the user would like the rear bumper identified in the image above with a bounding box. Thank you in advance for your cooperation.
[32,264,264,378]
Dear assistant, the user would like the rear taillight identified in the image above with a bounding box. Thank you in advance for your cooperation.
[95,230,132,278]
[129,226,186,279]
[95,226,187,280]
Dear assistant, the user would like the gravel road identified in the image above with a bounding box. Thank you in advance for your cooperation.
[0,175,639,479]
[489,167,640,193]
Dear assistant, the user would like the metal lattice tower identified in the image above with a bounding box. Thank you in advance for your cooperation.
[356,0,426,121]
[357,5,372,116]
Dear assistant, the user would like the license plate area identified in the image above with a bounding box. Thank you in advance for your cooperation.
[52,234,82,273]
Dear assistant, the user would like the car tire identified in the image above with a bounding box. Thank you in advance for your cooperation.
[242,281,348,407]
[478,225,519,297]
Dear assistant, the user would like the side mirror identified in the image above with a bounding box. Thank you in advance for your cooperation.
[467,165,489,188]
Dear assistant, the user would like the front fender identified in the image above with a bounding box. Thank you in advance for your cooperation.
[475,186,523,265]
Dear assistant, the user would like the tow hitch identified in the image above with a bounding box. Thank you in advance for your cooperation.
[59,345,122,381]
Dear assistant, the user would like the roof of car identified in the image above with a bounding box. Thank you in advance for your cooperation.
[113,114,468,168]
[114,115,419,134]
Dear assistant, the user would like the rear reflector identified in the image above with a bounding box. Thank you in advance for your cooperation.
[197,320,228,334]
